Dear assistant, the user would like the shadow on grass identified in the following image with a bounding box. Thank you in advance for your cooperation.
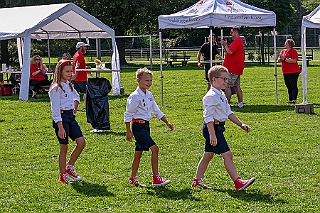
[146,187,200,201]
[232,103,320,114]
[108,94,129,100]
[0,95,52,102]
[214,188,287,204]
[88,130,126,136]
[71,181,115,197]
[0,93,128,102]
[232,104,298,113]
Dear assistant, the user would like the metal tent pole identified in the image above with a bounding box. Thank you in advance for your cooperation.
[159,30,164,106]
[220,28,224,58]
[47,34,51,70]
[149,35,153,69]
[210,28,212,68]
[273,28,278,104]
[301,26,308,104]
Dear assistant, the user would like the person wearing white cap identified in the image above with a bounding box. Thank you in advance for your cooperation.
[72,42,90,109]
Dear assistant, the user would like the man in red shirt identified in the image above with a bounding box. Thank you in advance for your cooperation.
[72,42,90,108]
[221,28,245,108]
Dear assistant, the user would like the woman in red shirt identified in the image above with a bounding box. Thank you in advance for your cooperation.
[278,39,301,104]
[29,55,51,98]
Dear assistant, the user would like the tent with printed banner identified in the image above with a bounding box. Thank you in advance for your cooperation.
[158,0,276,29]
[301,5,320,104]
[0,3,121,100]
[158,0,277,105]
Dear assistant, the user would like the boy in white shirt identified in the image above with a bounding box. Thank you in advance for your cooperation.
[124,67,174,187]
[192,65,255,190]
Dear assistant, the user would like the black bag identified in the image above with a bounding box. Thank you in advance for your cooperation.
[86,78,112,130]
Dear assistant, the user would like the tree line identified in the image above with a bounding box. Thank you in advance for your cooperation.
[0,0,318,65]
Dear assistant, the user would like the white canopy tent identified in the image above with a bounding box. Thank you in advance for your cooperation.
[301,5,320,104]
[158,0,277,105]
[0,3,120,100]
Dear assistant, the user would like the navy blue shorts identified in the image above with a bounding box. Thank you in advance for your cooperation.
[52,110,83,144]
[73,81,87,93]
[132,121,155,151]
[202,122,230,154]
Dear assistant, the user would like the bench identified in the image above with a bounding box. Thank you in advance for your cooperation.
[167,55,191,68]
[298,54,313,66]
[29,85,50,97]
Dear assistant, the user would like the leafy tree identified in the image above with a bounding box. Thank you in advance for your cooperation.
[0,0,5,7]
[241,0,296,64]
[301,0,319,13]
[4,0,68,6]
[73,0,186,64]
[0,0,303,65]
[242,0,296,32]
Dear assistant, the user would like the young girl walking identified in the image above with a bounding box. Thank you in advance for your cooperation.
[49,60,86,184]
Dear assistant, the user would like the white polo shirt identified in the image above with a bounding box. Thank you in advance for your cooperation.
[203,86,233,124]
[124,87,164,122]
[49,81,80,123]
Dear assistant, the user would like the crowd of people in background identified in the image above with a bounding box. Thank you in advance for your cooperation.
[197,29,301,108]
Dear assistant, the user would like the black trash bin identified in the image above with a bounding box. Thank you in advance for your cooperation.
[86,78,112,131]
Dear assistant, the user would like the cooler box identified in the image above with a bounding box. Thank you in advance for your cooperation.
[0,84,13,96]
[295,103,314,114]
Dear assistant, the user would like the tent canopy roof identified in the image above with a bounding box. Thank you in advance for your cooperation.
[158,0,276,29]
[302,4,320,29]
[0,3,114,40]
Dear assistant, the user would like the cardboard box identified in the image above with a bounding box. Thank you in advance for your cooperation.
[295,103,314,114]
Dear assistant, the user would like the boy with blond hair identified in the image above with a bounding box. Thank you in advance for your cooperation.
[192,65,255,190]
[124,67,174,187]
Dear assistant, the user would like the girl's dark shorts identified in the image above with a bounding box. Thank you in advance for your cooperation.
[52,110,83,144]
[132,121,155,151]
[202,122,230,154]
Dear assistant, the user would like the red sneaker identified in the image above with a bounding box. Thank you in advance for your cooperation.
[152,173,171,186]
[129,176,146,187]
[234,177,255,190]
[191,178,211,189]
[58,173,72,184]
[65,165,82,181]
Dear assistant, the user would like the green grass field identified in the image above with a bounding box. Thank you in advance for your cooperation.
[0,62,319,212]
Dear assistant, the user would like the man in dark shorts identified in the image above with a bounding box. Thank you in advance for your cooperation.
[221,28,245,108]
